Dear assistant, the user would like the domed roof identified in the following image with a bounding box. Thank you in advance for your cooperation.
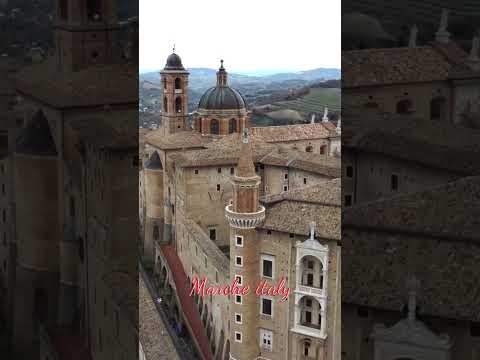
[198,86,247,110]
[164,52,185,70]
[198,60,247,110]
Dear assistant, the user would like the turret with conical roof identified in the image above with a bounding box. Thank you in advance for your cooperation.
[225,130,266,360]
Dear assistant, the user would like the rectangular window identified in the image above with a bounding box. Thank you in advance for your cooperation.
[235,235,243,247]
[235,295,242,305]
[344,194,352,207]
[216,184,221,191]
[235,256,243,267]
[284,173,288,179]
[235,275,243,286]
[194,169,199,174]
[261,297,273,316]
[230,167,234,175]
[260,329,273,351]
[283,186,288,192]
[391,174,399,191]
[307,273,314,286]
[346,165,353,178]
[235,331,242,343]
[261,254,274,279]
[235,313,242,324]
[303,178,307,185]
[209,228,217,241]
[217,167,222,173]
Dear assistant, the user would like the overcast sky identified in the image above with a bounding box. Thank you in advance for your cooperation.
[139,0,341,73]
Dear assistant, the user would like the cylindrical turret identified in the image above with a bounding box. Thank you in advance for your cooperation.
[226,130,265,360]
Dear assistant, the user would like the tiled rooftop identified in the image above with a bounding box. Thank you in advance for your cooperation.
[16,58,138,108]
[344,116,480,175]
[342,46,455,88]
[146,130,215,151]
[250,123,331,142]
[343,175,480,241]
[261,179,341,240]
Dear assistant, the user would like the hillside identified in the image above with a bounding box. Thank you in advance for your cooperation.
[139,67,341,129]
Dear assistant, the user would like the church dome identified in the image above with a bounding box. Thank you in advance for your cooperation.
[164,52,185,70]
[198,60,247,110]
[198,86,247,110]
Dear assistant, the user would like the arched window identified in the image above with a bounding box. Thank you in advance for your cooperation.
[430,96,446,121]
[153,225,159,240]
[396,99,413,114]
[175,78,182,90]
[320,145,327,155]
[175,97,182,113]
[229,118,237,134]
[306,145,313,153]
[303,339,311,357]
[211,119,219,135]
[163,97,168,112]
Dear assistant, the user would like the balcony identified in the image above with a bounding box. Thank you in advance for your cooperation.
[297,284,323,297]
[225,204,265,229]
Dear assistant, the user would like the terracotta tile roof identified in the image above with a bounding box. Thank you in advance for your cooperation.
[261,179,341,240]
[342,46,454,88]
[263,179,341,206]
[160,244,214,360]
[343,176,480,321]
[139,275,181,360]
[260,148,341,177]
[344,116,480,175]
[343,176,480,241]
[250,123,331,142]
[171,133,275,168]
[15,58,137,108]
[146,130,215,151]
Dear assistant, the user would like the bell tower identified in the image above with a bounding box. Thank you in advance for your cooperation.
[54,0,121,71]
[225,129,266,360]
[160,49,189,136]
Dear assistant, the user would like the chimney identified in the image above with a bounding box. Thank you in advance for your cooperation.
[322,107,329,122]
[435,9,450,43]
[409,24,418,48]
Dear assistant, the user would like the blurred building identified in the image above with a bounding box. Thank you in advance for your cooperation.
[0,1,139,359]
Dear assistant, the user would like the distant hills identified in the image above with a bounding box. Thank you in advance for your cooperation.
[140,67,340,91]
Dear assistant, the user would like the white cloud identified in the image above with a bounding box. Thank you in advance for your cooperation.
[140,0,341,72]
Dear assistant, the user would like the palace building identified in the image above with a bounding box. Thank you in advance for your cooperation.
[141,52,342,360]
